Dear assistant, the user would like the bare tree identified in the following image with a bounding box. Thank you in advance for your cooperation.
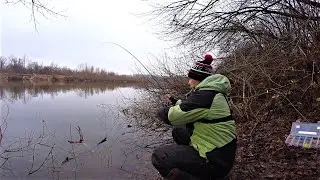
[151,0,320,54]
[3,0,66,29]
[0,57,6,70]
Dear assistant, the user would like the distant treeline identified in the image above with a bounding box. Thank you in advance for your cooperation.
[0,56,149,83]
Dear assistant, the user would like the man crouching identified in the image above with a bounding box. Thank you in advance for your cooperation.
[152,54,237,180]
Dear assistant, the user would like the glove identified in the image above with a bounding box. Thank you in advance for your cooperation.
[168,96,178,105]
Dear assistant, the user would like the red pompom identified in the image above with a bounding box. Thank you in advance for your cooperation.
[203,54,214,64]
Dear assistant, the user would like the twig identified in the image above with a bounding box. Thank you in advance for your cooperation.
[61,157,74,165]
[97,137,107,145]
[120,148,128,169]
[0,157,9,169]
[68,125,84,144]
[0,99,10,127]
[0,164,16,176]
[0,99,10,141]
[50,151,57,177]
[29,143,37,174]
[270,89,307,120]
[69,124,78,179]
[0,126,2,146]
[5,0,67,31]
[312,61,315,84]
[28,144,55,175]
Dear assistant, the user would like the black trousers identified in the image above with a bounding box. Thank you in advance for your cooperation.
[151,125,236,180]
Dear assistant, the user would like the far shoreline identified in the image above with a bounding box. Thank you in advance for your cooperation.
[0,72,147,84]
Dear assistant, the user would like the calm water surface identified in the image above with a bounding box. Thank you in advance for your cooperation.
[0,83,158,180]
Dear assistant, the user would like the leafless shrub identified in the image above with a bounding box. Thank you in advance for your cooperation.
[121,0,320,179]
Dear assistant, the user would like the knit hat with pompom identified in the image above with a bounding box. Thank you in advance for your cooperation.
[187,54,214,81]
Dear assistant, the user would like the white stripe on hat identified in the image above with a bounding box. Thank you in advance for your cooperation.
[190,67,213,75]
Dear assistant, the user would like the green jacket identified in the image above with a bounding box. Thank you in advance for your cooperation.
[157,74,236,158]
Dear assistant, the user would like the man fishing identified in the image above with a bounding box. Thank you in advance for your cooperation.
[152,54,237,180]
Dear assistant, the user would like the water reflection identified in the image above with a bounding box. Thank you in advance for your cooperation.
[0,82,141,103]
[0,82,157,179]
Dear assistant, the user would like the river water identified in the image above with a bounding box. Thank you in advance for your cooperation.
[0,83,162,180]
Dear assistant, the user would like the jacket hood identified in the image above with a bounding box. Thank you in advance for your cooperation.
[195,74,231,94]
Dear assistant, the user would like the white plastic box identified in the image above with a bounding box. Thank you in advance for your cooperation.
[285,120,320,149]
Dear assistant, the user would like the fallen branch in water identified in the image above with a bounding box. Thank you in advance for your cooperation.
[97,137,107,145]
[0,126,2,146]
[68,126,84,144]
[28,144,55,175]
[61,157,75,165]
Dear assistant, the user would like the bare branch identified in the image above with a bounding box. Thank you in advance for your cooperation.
[28,144,55,175]
[3,0,66,30]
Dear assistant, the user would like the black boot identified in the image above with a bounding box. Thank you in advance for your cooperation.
[164,168,200,180]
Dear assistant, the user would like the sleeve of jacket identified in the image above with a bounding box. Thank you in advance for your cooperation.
[155,99,183,125]
[167,90,215,125]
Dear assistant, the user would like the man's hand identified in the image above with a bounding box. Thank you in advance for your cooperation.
[165,94,178,105]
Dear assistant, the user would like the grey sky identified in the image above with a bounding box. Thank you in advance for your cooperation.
[0,0,173,75]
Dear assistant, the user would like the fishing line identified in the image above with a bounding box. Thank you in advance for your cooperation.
[99,41,165,91]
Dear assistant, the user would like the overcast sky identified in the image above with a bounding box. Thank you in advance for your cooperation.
[0,0,174,74]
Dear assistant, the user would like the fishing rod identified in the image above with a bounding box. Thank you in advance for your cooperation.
[100,42,165,91]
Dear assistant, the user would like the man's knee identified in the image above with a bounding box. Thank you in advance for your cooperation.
[151,146,171,177]
[151,148,162,167]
